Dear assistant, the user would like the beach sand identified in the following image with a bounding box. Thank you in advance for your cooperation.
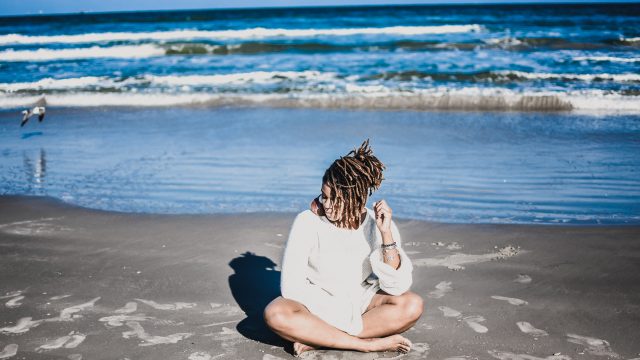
[0,195,638,359]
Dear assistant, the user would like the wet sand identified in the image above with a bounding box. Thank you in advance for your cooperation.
[0,195,639,359]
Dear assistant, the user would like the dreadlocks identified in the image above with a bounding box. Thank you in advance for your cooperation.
[322,139,386,229]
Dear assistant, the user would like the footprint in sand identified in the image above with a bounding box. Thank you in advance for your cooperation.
[0,317,42,335]
[514,274,532,284]
[5,296,24,309]
[99,314,153,327]
[414,246,521,270]
[45,297,101,322]
[566,333,620,358]
[135,299,196,310]
[35,331,86,352]
[115,301,138,314]
[262,355,287,360]
[438,306,488,333]
[488,350,571,360]
[516,321,548,337]
[428,281,452,299]
[204,303,243,316]
[463,315,488,334]
[202,327,243,341]
[0,291,23,300]
[122,321,193,346]
[0,344,18,359]
[438,306,462,318]
[412,342,430,356]
[188,352,223,360]
[491,296,528,306]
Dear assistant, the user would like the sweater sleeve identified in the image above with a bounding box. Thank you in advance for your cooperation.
[280,211,327,307]
[369,219,413,296]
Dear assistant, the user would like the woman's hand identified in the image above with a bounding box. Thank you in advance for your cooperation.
[374,199,392,235]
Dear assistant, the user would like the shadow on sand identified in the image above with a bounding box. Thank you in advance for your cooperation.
[228,251,287,347]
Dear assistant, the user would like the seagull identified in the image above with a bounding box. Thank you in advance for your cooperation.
[20,96,47,127]
[21,106,46,127]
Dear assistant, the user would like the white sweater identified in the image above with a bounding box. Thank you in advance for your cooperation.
[280,208,414,335]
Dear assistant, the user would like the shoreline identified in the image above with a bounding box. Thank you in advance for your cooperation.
[3,194,640,228]
[1,195,639,359]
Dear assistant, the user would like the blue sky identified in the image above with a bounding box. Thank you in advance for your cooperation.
[0,0,636,16]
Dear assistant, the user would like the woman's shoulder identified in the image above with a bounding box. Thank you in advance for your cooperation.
[294,209,323,225]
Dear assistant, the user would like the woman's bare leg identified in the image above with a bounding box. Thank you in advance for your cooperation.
[357,291,424,338]
[264,296,411,355]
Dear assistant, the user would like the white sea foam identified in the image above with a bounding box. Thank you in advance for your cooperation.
[0,44,164,61]
[620,36,640,43]
[498,70,640,82]
[0,87,637,114]
[144,71,338,86]
[0,25,484,45]
[0,76,107,92]
[0,71,338,92]
[573,56,640,63]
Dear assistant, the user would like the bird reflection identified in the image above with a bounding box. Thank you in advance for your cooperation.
[23,149,47,192]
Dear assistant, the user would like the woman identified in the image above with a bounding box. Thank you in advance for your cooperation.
[264,140,424,356]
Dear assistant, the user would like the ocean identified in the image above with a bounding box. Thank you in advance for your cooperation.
[0,3,639,112]
[0,4,639,224]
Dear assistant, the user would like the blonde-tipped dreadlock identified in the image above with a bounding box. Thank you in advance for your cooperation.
[322,139,386,229]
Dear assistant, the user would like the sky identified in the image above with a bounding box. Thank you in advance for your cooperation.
[0,0,636,16]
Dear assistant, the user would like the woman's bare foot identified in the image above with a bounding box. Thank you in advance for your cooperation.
[293,341,317,357]
[364,334,412,353]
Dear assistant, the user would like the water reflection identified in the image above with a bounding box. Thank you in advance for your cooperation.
[23,149,46,192]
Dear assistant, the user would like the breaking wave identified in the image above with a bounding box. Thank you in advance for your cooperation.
[3,70,639,94]
[573,55,640,63]
[0,25,484,45]
[1,88,638,113]
[0,45,164,61]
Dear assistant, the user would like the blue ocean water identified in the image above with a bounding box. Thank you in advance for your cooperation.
[1,107,639,224]
[0,4,639,112]
[0,5,639,224]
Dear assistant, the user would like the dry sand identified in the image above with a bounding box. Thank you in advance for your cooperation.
[0,195,639,359]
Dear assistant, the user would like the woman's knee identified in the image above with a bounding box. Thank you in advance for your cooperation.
[263,297,297,331]
[399,292,424,323]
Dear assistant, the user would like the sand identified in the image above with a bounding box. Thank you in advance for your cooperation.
[0,195,639,359]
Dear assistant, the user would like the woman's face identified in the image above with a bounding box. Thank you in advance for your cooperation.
[320,183,342,222]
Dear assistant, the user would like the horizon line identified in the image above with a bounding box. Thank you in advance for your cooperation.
[1,0,638,18]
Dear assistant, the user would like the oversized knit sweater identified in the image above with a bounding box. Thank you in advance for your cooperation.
[280,207,414,336]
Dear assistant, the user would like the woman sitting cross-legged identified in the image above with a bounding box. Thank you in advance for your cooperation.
[264,140,424,356]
